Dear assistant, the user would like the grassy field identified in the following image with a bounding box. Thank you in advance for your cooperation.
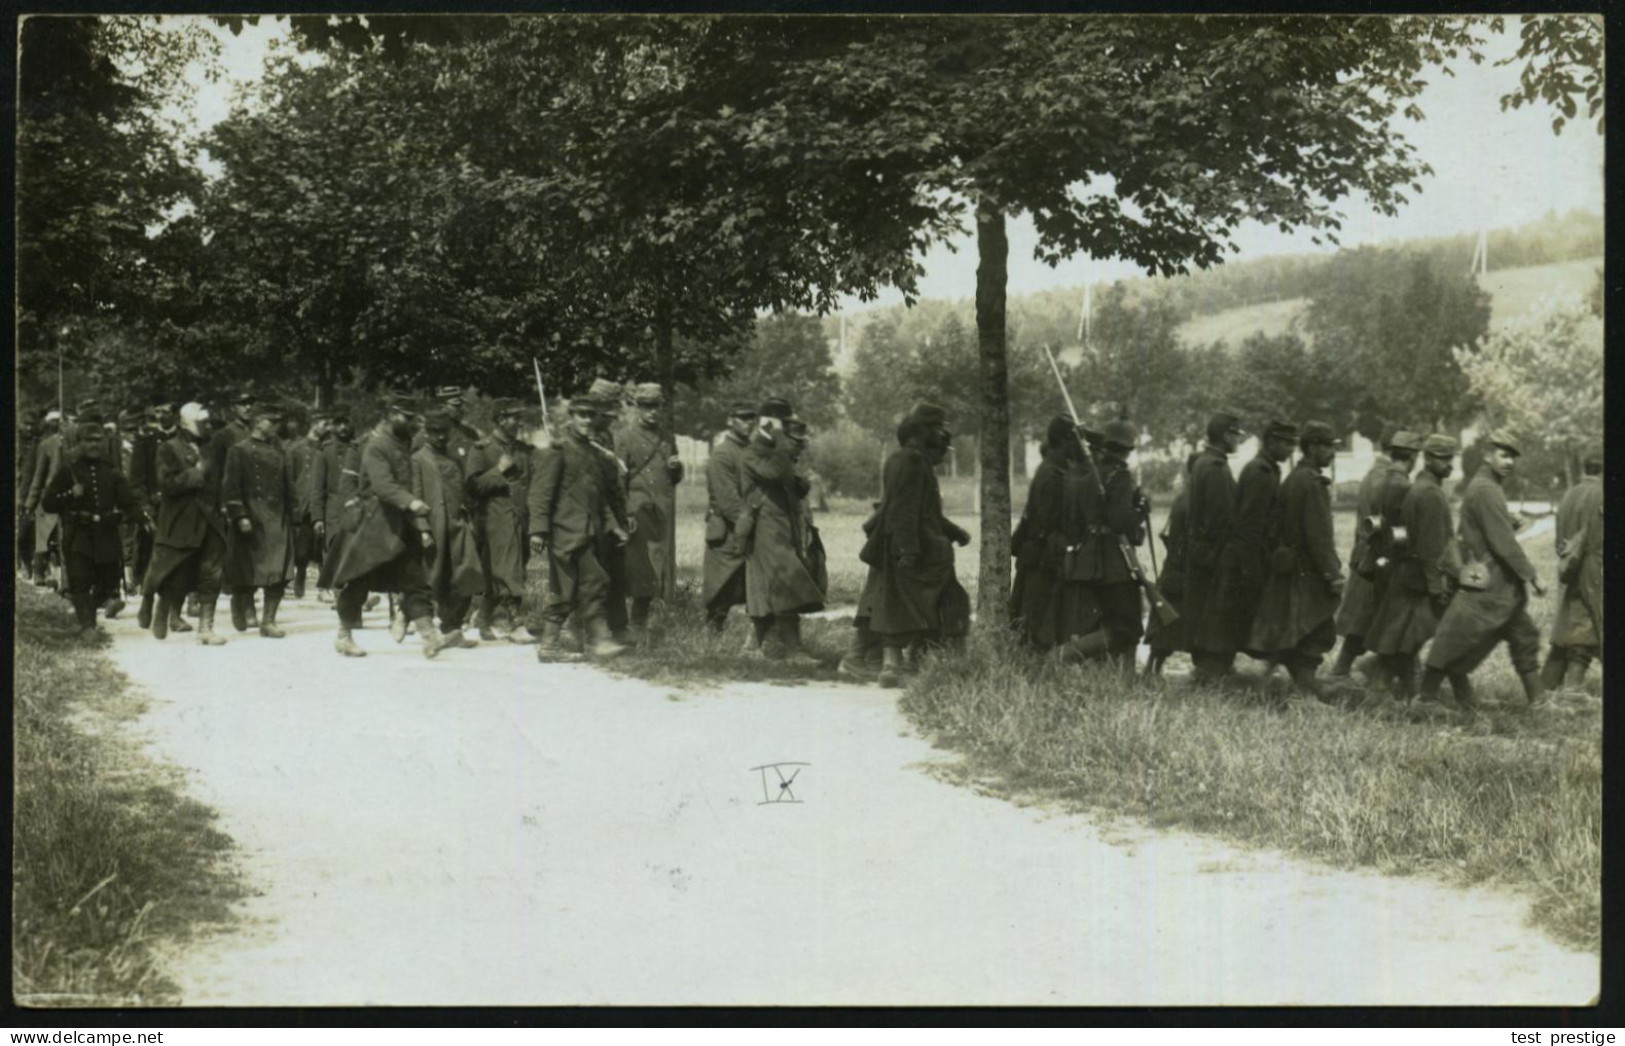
[12,586,244,1006]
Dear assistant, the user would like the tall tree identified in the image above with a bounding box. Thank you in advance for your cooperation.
[1497,14,1604,135]
[672,313,841,440]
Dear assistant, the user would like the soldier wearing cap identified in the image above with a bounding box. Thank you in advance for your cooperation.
[411,385,479,460]
[412,408,483,648]
[146,402,231,645]
[41,420,142,640]
[1085,419,1150,668]
[326,394,453,658]
[284,407,327,599]
[1249,422,1347,697]
[736,397,827,663]
[466,396,535,641]
[863,402,972,686]
[1009,415,1083,653]
[221,401,297,638]
[1187,412,1266,682]
[528,393,628,661]
[1421,432,1548,712]
[1366,434,1463,702]
[210,391,261,631]
[24,408,69,589]
[702,401,759,631]
[1330,429,1421,681]
[1541,442,1604,691]
[311,405,357,604]
[610,381,685,639]
[128,404,178,630]
[582,379,634,640]
[16,410,42,582]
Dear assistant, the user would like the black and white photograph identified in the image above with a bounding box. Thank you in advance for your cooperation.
[10,10,1605,1010]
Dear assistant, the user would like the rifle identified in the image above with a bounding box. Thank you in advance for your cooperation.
[532,357,553,450]
[1042,345,1179,629]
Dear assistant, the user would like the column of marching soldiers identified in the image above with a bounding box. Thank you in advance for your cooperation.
[16,385,1604,710]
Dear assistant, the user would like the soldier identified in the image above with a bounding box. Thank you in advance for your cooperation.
[412,408,482,649]
[841,417,912,681]
[326,395,452,659]
[1330,430,1422,680]
[125,405,163,625]
[24,409,67,589]
[613,382,684,640]
[285,409,326,599]
[311,406,357,603]
[1248,422,1347,698]
[146,402,231,645]
[583,379,633,641]
[867,402,972,687]
[1540,443,1603,691]
[737,397,826,662]
[1366,435,1460,703]
[702,403,758,632]
[1420,433,1547,711]
[16,410,41,582]
[208,391,262,632]
[42,421,141,639]
[529,394,628,661]
[1009,416,1077,651]
[466,398,534,642]
[1145,452,1201,678]
[1086,420,1150,671]
[1183,411,1248,683]
[411,386,480,460]
[221,402,297,638]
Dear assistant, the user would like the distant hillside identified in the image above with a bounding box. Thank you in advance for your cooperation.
[1175,256,1602,352]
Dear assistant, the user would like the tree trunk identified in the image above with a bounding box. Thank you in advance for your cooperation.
[974,198,1011,625]
[1010,432,1027,480]
[657,306,678,603]
[317,355,334,410]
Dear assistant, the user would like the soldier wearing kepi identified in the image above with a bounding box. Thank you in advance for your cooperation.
[24,410,67,589]
[585,378,633,641]
[1366,435,1460,703]
[285,408,327,599]
[1086,420,1150,670]
[1331,430,1422,681]
[126,404,168,627]
[42,421,141,640]
[1540,442,1604,692]
[1009,416,1078,651]
[866,403,972,687]
[1249,422,1347,699]
[613,382,684,640]
[1420,433,1548,712]
[211,391,262,632]
[411,385,479,461]
[528,394,628,662]
[411,408,482,649]
[326,395,452,659]
[739,397,826,662]
[221,401,297,638]
[145,402,231,645]
[1184,411,1247,682]
[466,398,534,642]
[701,402,758,631]
[311,406,356,604]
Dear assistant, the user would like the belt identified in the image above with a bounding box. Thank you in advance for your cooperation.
[62,510,122,525]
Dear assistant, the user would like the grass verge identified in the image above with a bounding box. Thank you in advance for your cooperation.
[12,585,245,1007]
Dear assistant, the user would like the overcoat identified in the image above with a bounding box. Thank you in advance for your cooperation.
[1334,455,1391,637]
[412,443,483,600]
[528,434,618,553]
[1009,449,1070,645]
[1193,452,1280,654]
[42,453,139,564]
[1366,469,1454,657]
[26,433,66,554]
[465,434,533,599]
[222,434,297,587]
[1249,462,1342,653]
[867,445,970,638]
[1550,476,1603,649]
[1425,468,1539,668]
[326,431,430,589]
[701,431,751,607]
[741,432,826,618]
[144,432,229,591]
[310,437,357,538]
[1182,444,1236,654]
[1146,487,1192,655]
[614,423,683,599]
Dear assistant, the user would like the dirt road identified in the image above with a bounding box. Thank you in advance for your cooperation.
[103,596,1595,1006]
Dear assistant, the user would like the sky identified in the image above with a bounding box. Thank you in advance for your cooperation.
[164,15,1603,309]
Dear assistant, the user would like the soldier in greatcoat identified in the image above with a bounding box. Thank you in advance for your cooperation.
[285,409,327,599]
[613,382,684,639]
[1085,420,1150,670]
[326,395,451,659]
[1366,435,1460,702]
[1183,412,1246,682]
[412,408,482,649]
[410,386,480,462]
[785,417,827,600]
[1009,417,1078,651]
[866,402,971,687]
[145,402,231,645]
[23,410,67,589]
[209,392,263,632]
[42,421,142,639]
[701,403,758,631]
[528,395,628,662]
[738,397,826,663]
[16,411,40,582]
[127,405,167,627]
[466,398,534,641]
[221,402,297,638]
[311,406,357,604]
[1330,430,1422,680]
[1420,433,1547,710]
[1540,443,1603,690]
[583,378,633,641]
[1145,453,1200,677]
[1248,422,1347,697]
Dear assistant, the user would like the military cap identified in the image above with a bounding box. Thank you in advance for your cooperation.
[75,420,107,441]
[76,397,103,423]
[566,396,599,417]
[250,400,287,419]
[1206,410,1246,439]
[728,401,759,419]
[491,397,524,419]
[233,390,257,406]
[633,382,664,405]
[1422,434,1459,457]
[117,407,143,428]
[1299,421,1341,447]
[1485,431,1521,457]
[434,385,464,401]
[422,409,454,433]
[759,397,795,421]
[1045,415,1075,449]
[1389,430,1425,453]
[1102,419,1139,450]
[380,392,418,415]
[785,418,810,441]
[588,378,625,406]
[1261,420,1299,442]
[1080,422,1105,443]
[905,402,947,429]
[1583,442,1603,469]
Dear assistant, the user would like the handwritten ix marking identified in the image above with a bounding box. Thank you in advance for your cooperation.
[750,762,809,805]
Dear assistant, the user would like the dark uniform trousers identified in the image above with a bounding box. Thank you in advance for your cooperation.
[1431,593,1542,678]
[63,528,125,607]
[337,555,433,630]
[544,546,611,626]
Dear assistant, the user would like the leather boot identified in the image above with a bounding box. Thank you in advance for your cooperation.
[1518,669,1546,708]
[1287,663,1325,701]
[185,593,199,617]
[230,591,249,633]
[630,597,652,639]
[1564,656,1592,690]
[1449,673,1477,710]
[103,595,126,620]
[244,593,260,630]
[169,602,192,633]
[1416,666,1446,704]
[152,595,172,640]
[777,616,821,667]
[1329,639,1360,678]
[390,602,409,644]
[1540,652,1567,692]
[1060,629,1111,662]
[877,646,908,689]
[196,603,227,646]
[293,567,306,600]
[586,617,626,660]
[259,589,286,638]
[534,620,580,663]
[838,625,881,681]
[70,593,98,636]
[334,627,366,657]
[413,616,448,659]
[138,591,155,630]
